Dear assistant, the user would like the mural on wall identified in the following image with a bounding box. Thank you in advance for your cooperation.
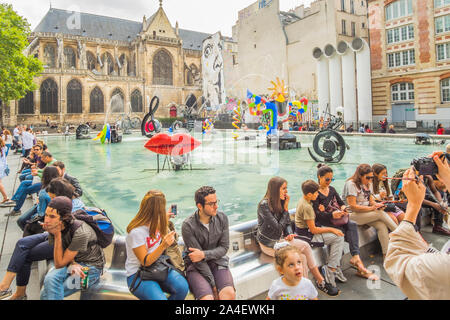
[202,32,226,110]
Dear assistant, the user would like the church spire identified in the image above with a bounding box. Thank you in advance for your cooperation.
[159,0,162,7]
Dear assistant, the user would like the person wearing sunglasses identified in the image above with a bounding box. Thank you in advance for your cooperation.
[312,164,378,281]
[181,186,235,301]
[342,164,398,260]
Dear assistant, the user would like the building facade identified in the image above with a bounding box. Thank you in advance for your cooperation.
[228,0,368,103]
[4,3,210,127]
[369,0,450,124]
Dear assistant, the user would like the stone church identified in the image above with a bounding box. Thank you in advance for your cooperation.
[4,2,210,127]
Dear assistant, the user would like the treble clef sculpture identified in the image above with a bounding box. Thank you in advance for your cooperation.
[141,96,162,138]
[308,113,349,163]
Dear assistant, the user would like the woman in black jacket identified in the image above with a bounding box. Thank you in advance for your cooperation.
[256,177,339,296]
[312,164,378,280]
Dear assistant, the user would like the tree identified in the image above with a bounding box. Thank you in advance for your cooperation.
[0,4,42,106]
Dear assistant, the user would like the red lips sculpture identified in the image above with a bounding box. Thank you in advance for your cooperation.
[144,133,201,156]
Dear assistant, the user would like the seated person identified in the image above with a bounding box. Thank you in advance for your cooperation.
[52,161,83,198]
[372,164,405,225]
[40,196,105,300]
[295,180,345,289]
[182,186,235,300]
[312,164,377,280]
[256,177,338,296]
[125,190,188,300]
[342,164,398,260]
[421,175,450,236]
[0,181,81,300]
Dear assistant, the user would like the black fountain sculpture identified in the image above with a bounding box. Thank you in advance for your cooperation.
[141,96,162,138]
[308,111,349,163]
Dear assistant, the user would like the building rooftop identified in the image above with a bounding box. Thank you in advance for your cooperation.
[34,8,210,51]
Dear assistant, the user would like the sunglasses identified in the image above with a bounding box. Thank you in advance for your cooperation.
[325,178,335,182]
[365,176,374,180]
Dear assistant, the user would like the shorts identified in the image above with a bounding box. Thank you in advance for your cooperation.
[390,206,404,218]
[186,262,235,300]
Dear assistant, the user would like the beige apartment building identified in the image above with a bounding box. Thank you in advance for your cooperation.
[4,3,210,127]
[228,0,368,103]
[369,0,450,124]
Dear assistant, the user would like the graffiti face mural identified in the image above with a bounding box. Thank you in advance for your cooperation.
[202,32,226,110]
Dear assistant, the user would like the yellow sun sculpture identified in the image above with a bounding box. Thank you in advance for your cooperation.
[268,77,288,103]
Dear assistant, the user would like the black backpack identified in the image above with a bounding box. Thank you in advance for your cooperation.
[70,208,114,248]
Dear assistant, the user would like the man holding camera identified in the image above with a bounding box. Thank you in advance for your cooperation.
[384,153,450,300]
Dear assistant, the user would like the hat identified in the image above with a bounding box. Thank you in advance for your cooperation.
[48,196,72,215]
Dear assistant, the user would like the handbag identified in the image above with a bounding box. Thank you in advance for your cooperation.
[4,165,9,176]
[326,197,349,227]
[129,254,172,293]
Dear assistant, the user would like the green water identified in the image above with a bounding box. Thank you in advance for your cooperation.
[42,131,441,234]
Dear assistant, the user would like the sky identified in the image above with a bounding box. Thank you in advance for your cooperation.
[4,0,315,36]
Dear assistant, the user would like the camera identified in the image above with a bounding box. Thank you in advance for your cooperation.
[411,157,438,176]
[384,202,397,213]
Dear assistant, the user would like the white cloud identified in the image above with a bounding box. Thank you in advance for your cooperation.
[5,0,315,36]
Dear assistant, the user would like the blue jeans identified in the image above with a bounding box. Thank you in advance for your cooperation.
[7,233,53,286]
[127,269,188,300]
[17,205,38,231]
[5,144,11,157]
[40,263,102,300]
[11,180,41,211]
[19,169,33,182]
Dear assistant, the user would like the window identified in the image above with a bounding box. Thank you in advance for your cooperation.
[86,51,96,71]
[152,50,173,85]
[342,20,347,35]
[119,54,131,76]
[385,0,413,21]
[341,0,346,11]
[40,78,58,114]
[43,45,56,68]
[90,87,104,113]
[350,0,355,13]
[441,78,450,102]
[387,25,414,44]
[102,52,115,75]
[63,47,76,69]
[18,91,34,114]
[387,49,415,67]
[437,43,450,60]
[362,22,366,29]
[131,89,143,113]
[351,22,356,37]
[391,82,414,102]
[435,0,450,9]
[435,15,450,34]
[67,79,82,114]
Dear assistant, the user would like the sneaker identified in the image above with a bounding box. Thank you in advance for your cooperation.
[0,289,12,300]
[321,265,337,288]
[0,200,16,208]
[335,267,348,283]
[5,210,21,217]
[316,280,340,297]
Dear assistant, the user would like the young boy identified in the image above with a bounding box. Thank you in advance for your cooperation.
[295,180,345,290]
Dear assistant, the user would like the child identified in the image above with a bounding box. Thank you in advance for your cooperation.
[267,243,318,300]
[295,180,345,290]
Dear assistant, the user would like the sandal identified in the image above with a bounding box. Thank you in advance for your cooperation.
[350,260,379,281]
[0,199,10,204]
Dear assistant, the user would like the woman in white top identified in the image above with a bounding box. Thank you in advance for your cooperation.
[0,138,10,204]
[342,164,398,259]
[125,190,188,300]
[2,130,13,157]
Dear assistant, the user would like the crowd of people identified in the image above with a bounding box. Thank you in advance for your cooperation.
[0,127,449,301]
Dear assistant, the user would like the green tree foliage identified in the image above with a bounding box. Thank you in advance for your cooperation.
[0,4,43,105]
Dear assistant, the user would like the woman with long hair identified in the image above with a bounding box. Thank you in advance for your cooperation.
[342,164,398,260]
[0,137,9,204]
[125,190,188,300]
[2,130,13,156]
[312,164,378,280]
[256,177,339,296]
[372,163,405,225]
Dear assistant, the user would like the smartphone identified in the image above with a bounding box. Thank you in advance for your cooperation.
[171,204,177,216]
